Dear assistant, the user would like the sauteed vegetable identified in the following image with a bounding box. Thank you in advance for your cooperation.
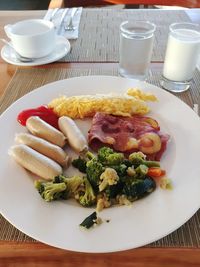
[35,148,167,217]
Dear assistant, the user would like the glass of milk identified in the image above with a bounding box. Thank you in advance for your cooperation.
[161,23,200,93]
[119,20,156,80]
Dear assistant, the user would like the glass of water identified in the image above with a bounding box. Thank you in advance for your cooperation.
[160,23,200,93]
[119,20,156,80]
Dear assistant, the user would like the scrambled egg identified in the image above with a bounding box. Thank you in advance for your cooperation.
[127,88,158,102]
[48,88,157,119]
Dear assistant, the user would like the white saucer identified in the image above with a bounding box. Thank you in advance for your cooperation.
[1,35,70,66]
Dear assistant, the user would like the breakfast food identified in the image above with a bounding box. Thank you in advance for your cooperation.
[17,105,59,129]
[58,116,88,153]
[9,144,62,180]
[48,92,154,119]
[127,88,158,101]
[88,113,170,160]
[26,116,66,147]
[15,133,69,166]
[35,146,169,218]
[9,86,172,229]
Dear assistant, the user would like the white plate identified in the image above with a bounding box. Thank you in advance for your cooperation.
[197,56,200,71]
[0,35,70,66]
[0,76,200,253]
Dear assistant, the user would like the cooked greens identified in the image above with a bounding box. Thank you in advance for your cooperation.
[71,151,95,173]
[79,212,97,229]
[35,175,84,201]
[72,157,87,173]
[78,177,96,207]
[129,151,160,168]
[71,148,162,208]
[35,147,166,214]
[86,157,105,189]
[35,180,67,202]
[97,147,124,166]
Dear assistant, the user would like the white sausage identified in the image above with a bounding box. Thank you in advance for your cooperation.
[26,116,66,147]
[9,144,62,180]
[15,133,69,166]
[58,116,88,153]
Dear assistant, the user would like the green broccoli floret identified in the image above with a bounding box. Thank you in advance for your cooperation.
[85,151,95,160]
[53,175,84,198]
[111,164,128,177]
[97,147,124,166]
[78,177,96,207]
[35,180,67,202]
[122,177,156,201]
[72,157,87,173]
[122,159,133,168]
[105,182,124,199]
[135,164,149,179]
[98,147,113,160]
[86,158,105,189]
[72,151,95,173]
[79,211,97,229]
[129,152,160,168]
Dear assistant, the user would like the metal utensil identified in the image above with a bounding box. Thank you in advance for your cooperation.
[0,38,33,62]
[57,8,69,33]
[64,7,78,31]
[49,8,59,21]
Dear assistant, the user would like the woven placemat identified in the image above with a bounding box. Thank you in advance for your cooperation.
[0,67,200,248]
[63,9,191,62]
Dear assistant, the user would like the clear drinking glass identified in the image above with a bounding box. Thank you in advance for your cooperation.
[119,20,156,80]
[160,23,200,93]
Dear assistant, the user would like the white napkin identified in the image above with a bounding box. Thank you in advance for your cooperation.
[44,8,82,40]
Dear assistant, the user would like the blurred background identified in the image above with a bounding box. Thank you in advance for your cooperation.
[0,0,195,10]
[0,0,51,10]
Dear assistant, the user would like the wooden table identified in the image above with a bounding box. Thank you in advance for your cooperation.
[0,8,200,267]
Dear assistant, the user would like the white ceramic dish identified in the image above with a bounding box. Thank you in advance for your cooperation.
[0,35,70,66]
[4,19,56,58]
[0,76,200,253]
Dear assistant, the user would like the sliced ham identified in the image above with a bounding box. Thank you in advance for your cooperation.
[88,112,170,161]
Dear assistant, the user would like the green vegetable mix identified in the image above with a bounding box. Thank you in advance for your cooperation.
[35,147,167,228]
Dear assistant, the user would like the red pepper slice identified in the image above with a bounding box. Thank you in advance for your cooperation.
[17,105,59,129]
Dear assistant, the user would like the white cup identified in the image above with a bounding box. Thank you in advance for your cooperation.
[119,20,156,80]
[160,23,200,93]
[4,19,56,58]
